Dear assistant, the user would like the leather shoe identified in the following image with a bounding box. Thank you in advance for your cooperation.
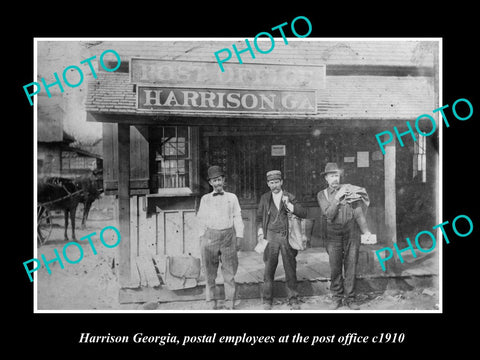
[328,298,343,310]
[345,300,360,310]
[263,302,273,310]
[288,297,301,310]
[224,300,235,310]
[207,300,218,310]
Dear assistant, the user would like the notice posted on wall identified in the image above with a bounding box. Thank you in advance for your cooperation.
[357,151,369,167]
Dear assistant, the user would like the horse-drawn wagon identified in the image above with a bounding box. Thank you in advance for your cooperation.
[37,175,103,245]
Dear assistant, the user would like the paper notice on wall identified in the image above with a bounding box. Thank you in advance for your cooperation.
[271,145,286,156]
[344,156,355,163]
[357,151,369,167]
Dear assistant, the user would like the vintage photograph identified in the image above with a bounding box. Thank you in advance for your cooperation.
[33,38,440,312]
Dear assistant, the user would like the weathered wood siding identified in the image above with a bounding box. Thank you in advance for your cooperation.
[103,123,150,194]
[128,195,200,258]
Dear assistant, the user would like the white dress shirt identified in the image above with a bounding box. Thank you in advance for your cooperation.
[271,190,294,212]
[272,190,283,210]
[197,191,244,238]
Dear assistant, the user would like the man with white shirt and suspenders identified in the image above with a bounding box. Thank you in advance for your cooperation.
[197,165,244,310]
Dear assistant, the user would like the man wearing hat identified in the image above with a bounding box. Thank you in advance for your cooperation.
[197,165,244,310]
[317,162,371,310]
[256,170,307,310]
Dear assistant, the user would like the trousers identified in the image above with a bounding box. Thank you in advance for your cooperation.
[262,231,298,303]
[325,219,360,300]
[200,227,238,302]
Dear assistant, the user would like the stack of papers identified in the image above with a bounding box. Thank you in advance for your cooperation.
[255,237,268,253]
[361,233,377,244]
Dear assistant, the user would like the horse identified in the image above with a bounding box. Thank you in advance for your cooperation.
[37,171,103,242]
[74,170,104,230]
[38,177,82,241]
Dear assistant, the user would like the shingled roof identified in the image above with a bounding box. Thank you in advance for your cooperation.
[85,40,438,120]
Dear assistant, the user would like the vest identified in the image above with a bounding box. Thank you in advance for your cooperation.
[267,197,287,233]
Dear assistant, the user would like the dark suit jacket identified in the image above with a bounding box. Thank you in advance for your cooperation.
[255,190,307,239]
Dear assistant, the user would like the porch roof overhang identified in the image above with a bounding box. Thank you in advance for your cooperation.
[86,72,437,125]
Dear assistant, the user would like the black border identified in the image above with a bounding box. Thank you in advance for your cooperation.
[12,7,479,355]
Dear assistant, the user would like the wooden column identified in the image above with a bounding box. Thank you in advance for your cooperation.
[117,124,131,286]
[384,142,397,269]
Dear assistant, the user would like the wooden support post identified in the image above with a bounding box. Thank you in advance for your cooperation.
[117,124,131,286]
[384,142,397,270]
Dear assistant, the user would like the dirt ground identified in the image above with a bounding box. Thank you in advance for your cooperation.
[35,205,439,312]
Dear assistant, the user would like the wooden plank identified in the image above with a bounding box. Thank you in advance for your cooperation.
[235,263,258,284]
[296,264,319,282]
[244,268,263,282]
[237,251,265,282]
[180,211,185,253]
[238,252,262,267]
[139,197,157,256]
[304,263,330,280]
[104,179,150,190]
[102,123,117,184]
[136,196,147,256]
[135,256,148,287]
[165,211,183,255]
[152,254,198,290]
[384,142,397,271]
[130,125,150,185]
[117,123,131,285]
[190,126,200,194]
[273,267,285,281]
[140,255,161,287]
[130,195,138,258]
[183,210,200,258]
[152,255,167,283]
[240,210,255,251]
[385,143,396,243]
[127,258,141,288]
[137,196,146,256]
[156,212,166,255]
[119,286,205,304]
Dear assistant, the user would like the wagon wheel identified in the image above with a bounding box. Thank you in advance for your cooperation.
[37,205,53,246]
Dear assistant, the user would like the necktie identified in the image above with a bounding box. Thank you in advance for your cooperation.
[213,191,224,196]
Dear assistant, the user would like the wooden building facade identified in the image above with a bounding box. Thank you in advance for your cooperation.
[38,93,103,179]
[85,40,439,287]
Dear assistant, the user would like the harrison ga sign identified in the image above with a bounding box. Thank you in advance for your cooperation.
[137,87,317,114]
[130,58,324,114]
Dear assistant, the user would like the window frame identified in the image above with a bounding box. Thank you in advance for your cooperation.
[413,135,427,183]
[153,126,199,196]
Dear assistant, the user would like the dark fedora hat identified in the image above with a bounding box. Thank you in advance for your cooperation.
[207,165,225,180]
[321,162,344,176]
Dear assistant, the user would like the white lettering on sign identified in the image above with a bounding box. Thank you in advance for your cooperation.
[130,59,326,91]
[137,87,317,114]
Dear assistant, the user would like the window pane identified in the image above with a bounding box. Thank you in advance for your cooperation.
[177,126,188,139]
[163,142,172,156]
[62,157,70,170]
[412,136,426,183]
[163,126,175,138]
[177,141,186,156]
[157,126,190,189]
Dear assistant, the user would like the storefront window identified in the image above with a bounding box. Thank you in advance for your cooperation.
[61,153,70,170]
[155,126,191,190]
